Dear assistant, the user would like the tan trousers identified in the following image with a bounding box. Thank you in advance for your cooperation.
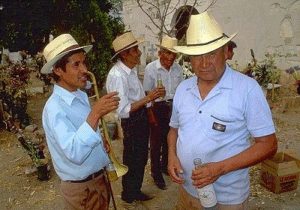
[176,185,249,210]
[60,173,110,210]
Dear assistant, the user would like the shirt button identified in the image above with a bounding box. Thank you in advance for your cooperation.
[199,110,202,114]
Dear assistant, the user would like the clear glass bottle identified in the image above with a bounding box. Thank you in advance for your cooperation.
[157,73,163,88]
[193,158,217,209]
[106,162,118,181]
[157,73,164,100]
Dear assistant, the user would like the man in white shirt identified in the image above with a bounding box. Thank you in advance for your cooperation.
[106,31,164,203]
[143,35,183,190]
[41,34,119,209]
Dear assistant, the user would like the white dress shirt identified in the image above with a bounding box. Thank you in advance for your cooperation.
[106,60,146,118]
[143,59,183,101]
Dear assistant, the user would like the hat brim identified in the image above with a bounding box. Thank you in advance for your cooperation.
[41,45,93,74]
[111,37,144,60]
[155,44,178,53]
[174,32,237,56]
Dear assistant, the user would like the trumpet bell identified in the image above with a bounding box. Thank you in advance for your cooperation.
[109,150,128,178]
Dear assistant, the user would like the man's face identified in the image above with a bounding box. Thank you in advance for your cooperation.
[190,45,228,84]
[124,46,142,68]
[54,52,88,91]
[159,49,177,70]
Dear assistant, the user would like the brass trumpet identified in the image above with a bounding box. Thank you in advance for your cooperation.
[86,71,128,180]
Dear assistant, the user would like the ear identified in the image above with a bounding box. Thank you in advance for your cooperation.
[223,45,229,59]
[53,67,63,77]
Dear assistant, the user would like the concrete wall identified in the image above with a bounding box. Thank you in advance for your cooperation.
[121,0,300,71]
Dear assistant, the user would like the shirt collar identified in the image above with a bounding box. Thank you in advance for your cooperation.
[187,64,233,97]
[117,60,137,75]
[215,64,233,90]
[53,84,86,106]
[155,59,175,72]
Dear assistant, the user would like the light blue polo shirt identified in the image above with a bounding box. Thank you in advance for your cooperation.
[170,65,275,204]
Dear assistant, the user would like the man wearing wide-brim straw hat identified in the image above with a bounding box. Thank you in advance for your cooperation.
[106,31,164,204]
[143,35,183,190]
[41,33,120,210]
[168,11,277,209]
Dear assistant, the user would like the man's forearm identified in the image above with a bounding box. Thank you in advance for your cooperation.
[130,95,151,112]
[167,127,178,156]
[219,134,277,175]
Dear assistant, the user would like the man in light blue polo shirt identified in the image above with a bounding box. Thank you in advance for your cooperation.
[167,12,277,210]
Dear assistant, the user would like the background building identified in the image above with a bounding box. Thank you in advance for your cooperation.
[121,0,300,72]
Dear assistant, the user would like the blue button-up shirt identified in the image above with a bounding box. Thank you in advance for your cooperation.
[42,85,110,181]
[170,65,275,204]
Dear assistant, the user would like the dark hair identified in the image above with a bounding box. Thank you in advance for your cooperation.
[52,49,85,82]
[228,41,237,50]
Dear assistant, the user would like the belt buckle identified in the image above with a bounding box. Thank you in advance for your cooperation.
[165,99,172,104]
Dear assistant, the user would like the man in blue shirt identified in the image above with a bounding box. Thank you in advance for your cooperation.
[168,12,277,209]
[41,34,119,210]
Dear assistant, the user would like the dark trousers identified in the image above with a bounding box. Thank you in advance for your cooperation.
[121,108,149,199]
[150,101,171,178]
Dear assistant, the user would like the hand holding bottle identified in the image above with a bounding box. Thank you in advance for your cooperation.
[193,158,217,208]
[157,86,166,99]
[192,160,221,188]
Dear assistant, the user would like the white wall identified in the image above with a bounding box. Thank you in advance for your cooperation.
[122,0,300,71]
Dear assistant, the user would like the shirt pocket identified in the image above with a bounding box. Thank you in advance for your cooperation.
[201,113,236,142]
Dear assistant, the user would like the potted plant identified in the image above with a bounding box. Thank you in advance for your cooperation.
[17,133,50,181]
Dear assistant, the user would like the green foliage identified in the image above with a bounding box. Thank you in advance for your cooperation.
[0,0,53,53]
[0,0,124,86]
[251,54,281,88]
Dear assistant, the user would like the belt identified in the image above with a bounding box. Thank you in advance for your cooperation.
[155,99,173,104]
[166,99,173,103]
[68,169,104,183]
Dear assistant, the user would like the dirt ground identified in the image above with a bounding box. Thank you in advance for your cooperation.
[0,84,300,210]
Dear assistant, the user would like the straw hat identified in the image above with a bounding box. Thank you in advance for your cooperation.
[174,11,237,55]
[112,31,144,59]
[41,34,92,74]
[156,35,178,53]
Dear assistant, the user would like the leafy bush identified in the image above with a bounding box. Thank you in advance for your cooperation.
[248,53,281,88]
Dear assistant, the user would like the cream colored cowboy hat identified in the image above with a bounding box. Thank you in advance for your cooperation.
[174,11,237,55]
[41,34,92,74]
[156,35,178,53]
[111,31,144,59]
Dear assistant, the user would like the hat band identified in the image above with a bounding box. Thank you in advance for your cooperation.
[59,44,81,54]
[115,41,138,54]
[187,33,228,47]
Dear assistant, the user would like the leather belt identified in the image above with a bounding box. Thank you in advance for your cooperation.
[166,99,173,103]
[156,99,173,104]
[68,169,104,183]
[155,99,173,105]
